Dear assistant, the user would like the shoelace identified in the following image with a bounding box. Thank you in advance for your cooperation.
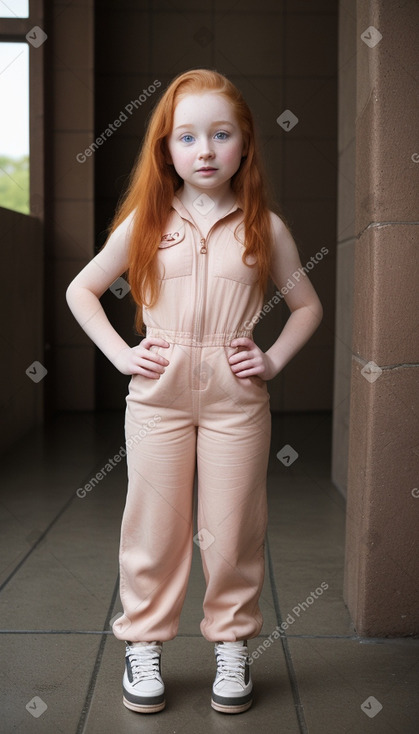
[215,643,248,686]
[127,643,162,684]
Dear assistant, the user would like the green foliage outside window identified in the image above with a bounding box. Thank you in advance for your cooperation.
[0,155,29,214]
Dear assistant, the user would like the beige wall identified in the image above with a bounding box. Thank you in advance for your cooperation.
[0,210,43,450]
[343,0,419,636]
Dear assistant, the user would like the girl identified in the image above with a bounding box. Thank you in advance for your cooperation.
[66,68,323,716]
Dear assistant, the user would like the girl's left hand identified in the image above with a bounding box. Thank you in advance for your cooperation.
[228,337,276,381]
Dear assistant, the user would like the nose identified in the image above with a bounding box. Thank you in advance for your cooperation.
[198,137,215,160]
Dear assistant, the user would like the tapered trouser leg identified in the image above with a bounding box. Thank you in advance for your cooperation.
[196,350,271,642]
[112,342,271,643]
[112,366,197,642]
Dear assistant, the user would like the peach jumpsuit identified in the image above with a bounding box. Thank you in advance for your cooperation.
[112,194,272,644]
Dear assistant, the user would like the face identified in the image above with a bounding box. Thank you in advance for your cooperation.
[166,92,246,193]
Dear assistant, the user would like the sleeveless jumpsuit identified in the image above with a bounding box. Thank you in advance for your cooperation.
[112,194,272,643]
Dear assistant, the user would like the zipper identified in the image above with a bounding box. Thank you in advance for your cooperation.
[194,234,208,343]
[178,203,238,343]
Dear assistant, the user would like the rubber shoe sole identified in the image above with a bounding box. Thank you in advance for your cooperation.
[211,696,252,714]
[123,695,166,714]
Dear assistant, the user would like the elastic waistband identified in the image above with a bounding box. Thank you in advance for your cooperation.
[145,327,254,346]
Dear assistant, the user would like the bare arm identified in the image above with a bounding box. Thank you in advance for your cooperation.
[263,212,323,376]
[229,212,323,380]
[66,211,170,377]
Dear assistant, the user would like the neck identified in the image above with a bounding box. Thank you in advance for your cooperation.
[175,182,237,213]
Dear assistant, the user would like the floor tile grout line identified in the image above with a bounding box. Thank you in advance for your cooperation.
[0,630,116,635]
[0,630,356,637]
[4,630,415,642]
[266,531,309,734]
[0,492,76,594]
[75,574,120,734]
[0,425,125,594]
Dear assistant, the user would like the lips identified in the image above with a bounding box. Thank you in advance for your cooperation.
[197,167,217,171]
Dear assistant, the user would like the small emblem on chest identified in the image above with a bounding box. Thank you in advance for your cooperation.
[158,230,185,248]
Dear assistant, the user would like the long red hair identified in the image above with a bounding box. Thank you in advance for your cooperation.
[107,68,281,335]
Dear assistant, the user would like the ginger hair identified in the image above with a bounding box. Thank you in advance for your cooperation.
[107,68,281,335]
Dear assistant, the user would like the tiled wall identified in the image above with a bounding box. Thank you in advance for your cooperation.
[94,0,338,410]
[51,0,96,410]
[0,210,43,451]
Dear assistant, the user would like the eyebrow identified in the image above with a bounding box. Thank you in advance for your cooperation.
[174,120,235,131]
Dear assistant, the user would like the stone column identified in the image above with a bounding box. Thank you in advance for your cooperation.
[344,0,419,636]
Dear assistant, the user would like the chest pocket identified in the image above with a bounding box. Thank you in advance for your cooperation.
[213,225,259,285]
[157,215,193,280]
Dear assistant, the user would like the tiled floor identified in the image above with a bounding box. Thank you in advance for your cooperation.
[0,411,418,733]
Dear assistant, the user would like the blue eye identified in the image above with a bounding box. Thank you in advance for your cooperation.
[215,131,229,140]
[180,134,194,143]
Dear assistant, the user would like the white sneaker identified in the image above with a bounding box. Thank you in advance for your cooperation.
[211,640,253,713]
[122,641,165,713]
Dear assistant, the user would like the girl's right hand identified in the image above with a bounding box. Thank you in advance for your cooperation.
[113,338,170,377]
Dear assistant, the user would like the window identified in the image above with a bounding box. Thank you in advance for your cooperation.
[0,1,29,18]
[0,42,29,213]
[0,0,45,217]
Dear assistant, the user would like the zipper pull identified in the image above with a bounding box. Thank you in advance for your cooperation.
[200,238,207,254]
